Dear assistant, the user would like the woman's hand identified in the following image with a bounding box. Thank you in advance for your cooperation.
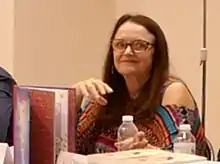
[115,131,158,151]
[73,78,113,106]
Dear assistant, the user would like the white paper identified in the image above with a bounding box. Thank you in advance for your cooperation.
[54,90,69,157]
[0,143,8,164]
[4,147,13,164]
[87,149,207,164]
[195,162,220,164]
[9,147,13,162]
[56,149,208,164]
[0,143,13,164]
[56,151,88,164]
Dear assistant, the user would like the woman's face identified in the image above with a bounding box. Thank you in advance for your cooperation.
[112,21,155,77]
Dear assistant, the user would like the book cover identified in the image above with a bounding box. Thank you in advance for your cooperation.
[29,89,55,164]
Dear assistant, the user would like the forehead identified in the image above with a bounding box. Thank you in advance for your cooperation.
[114,21,155,42]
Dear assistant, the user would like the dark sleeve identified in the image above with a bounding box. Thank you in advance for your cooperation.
[0,88,13,142]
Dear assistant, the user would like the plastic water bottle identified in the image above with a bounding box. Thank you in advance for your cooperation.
[173,124,196,154]
[117,115,138,151]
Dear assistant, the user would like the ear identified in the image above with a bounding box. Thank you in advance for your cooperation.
[161,82,196,109]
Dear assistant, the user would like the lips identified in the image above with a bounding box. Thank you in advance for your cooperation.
[120,60,138,63]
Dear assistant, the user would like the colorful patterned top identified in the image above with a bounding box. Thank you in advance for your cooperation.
[76,84,210,159]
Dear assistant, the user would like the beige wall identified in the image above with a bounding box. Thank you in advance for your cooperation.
[1,0,219,155]
[13,0,115,85]
[207,0,220,155]
[0,0,14,75]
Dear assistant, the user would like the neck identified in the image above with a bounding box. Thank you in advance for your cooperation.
[124,75,148,99]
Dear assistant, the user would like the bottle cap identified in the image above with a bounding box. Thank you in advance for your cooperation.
[179,124,191,131]
[122,115,134,122]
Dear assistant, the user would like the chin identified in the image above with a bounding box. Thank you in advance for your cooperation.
[117,68,137,76]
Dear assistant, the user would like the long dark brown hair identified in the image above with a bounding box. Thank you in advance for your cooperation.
[96,14,169,128]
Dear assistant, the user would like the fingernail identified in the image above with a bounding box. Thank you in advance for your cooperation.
[101,91,106,95]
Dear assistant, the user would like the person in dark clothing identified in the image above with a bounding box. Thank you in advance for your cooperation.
[0,67,16,146]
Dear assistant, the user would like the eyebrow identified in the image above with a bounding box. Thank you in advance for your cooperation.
[114,38,152,41]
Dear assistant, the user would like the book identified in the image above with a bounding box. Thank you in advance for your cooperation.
[13,85,76,164]
[57,149,207,164]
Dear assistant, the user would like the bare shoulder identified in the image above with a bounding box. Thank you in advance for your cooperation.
[161,82,196,110]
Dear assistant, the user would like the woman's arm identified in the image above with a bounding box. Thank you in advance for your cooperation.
[73,79,113,154]
[76,101,101,154]
[162,82,196,109]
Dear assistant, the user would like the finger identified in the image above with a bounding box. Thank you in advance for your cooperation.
[115,138,133,147]
[131,138,148,149]
[115,138,133,149]
[78,83,89,97]
[94,79,113,94]
[136,131,146,141]
[102,82,113,93]
[115,142,131,151]
[91,80,108,95]
[85,81,100,99]
[133,131,145,143]
[96,96,107,106]
[146,144,160,149]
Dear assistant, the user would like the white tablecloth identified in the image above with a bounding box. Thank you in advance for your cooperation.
[194,161,220,164]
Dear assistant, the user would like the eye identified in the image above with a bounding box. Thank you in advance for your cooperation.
[132,40,148,51]
[112,40,126,50]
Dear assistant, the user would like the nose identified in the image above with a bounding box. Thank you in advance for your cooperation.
[124,45,134,55]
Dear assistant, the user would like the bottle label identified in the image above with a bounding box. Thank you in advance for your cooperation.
[173,143,196,154]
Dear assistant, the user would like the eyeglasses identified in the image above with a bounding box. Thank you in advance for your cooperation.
[111,39,154,53]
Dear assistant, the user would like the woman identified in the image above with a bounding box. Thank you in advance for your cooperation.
[73,14,210,158]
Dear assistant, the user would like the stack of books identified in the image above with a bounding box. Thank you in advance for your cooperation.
[13,85,77,164]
